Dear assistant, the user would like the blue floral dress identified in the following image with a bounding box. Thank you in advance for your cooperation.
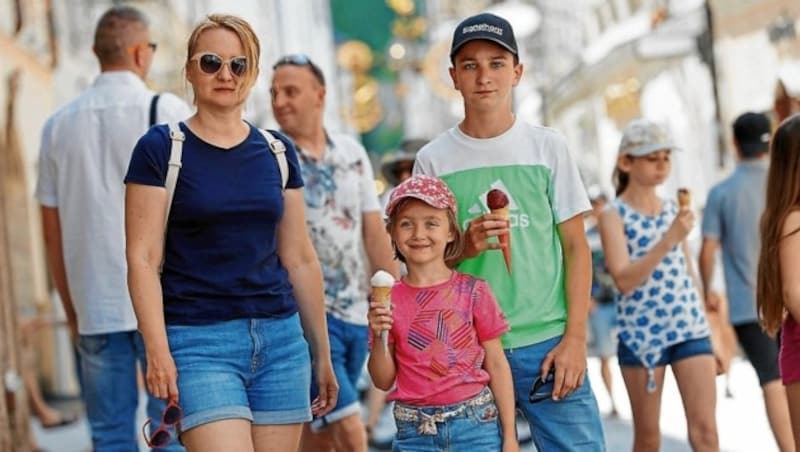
[613,198,710,391]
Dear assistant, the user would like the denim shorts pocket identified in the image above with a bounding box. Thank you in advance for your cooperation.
[78,334,109,355]
[470,400,499,424]
[394,418,418,439]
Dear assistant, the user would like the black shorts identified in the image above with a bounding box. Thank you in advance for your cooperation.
[734,322,781,385]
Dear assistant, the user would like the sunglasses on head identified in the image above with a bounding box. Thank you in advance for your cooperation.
[272,54,326,86]
[142,398,182,448]
[191,53,248,77]
[273,53,312,68]
[529,369,555,403]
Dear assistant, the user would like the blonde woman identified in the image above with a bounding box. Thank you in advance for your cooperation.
[125,14,337,451]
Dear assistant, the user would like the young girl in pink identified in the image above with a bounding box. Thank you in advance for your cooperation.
[367,175,518,451]
[757,114,800,446]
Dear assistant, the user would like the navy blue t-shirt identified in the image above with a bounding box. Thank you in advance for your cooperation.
[124,122,304,325]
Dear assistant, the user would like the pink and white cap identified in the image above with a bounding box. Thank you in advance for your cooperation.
[385,175,457,217]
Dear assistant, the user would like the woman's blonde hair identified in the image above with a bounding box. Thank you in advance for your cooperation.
[385,198,465,268]
[185,14,260,95]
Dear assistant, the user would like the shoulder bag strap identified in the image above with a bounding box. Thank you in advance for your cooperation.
[161,122,184,272]
[259,129,288,190]
[149,94,161,127]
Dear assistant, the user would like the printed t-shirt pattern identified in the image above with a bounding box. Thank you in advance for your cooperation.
[414,120,590,348]
[380,272,508,406]
[298,133,381,326]
[613,198,710,389]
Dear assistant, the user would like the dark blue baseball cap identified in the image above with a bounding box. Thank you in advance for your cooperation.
[733,112,771,156]
[450,13,518,61]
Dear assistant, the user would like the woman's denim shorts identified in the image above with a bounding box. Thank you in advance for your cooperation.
[166,313,312,432]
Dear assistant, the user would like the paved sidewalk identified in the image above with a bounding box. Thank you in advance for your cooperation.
[32,357,778,451]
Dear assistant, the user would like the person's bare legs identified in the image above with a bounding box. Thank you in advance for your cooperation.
[23,357,73,427]
[672,355,719,452]
[365,384,388,438]
[252,424,303,452]
[299,414,367,452]
[181,418,254,452]
[785,383,800,450]
[599,356,619,416]
[329,413,367,451]
[299,423,334,452]
[762,380,795,451]
[621,366,666,452]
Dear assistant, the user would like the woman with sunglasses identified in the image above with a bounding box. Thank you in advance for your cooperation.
[124,14,337,452]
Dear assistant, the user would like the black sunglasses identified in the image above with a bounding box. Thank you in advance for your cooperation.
[191,53,248,77]
[529,370,555,403]
[273,54,326,86]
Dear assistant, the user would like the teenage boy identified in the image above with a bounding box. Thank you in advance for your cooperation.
[414,13,605,450]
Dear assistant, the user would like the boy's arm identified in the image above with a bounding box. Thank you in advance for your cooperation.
[540,214,590,401]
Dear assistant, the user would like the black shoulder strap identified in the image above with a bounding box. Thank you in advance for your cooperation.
[149,94,161,127]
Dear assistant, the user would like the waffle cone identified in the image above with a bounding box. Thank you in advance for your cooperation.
[677,189,691,210]
[491,207,512,274]
[372,286,392,305]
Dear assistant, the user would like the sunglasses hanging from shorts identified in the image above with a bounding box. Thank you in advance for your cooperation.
[529,369,556,403]
[191,53,248,77]
[142,398,183,448]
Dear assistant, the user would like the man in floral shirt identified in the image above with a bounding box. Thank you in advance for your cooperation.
[271,54,397,452]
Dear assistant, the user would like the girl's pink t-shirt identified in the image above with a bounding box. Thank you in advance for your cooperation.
[376,271,509,406]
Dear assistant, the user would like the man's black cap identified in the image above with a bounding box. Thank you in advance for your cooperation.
[733,112,771,156]
[450,13,518,60]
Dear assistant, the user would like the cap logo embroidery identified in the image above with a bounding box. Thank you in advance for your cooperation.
[462,23,503,36]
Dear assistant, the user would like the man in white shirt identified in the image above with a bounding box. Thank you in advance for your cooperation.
[35,6,190,451]
[271,55,397,452]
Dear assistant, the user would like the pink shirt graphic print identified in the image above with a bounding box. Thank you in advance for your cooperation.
[381,271,508,406]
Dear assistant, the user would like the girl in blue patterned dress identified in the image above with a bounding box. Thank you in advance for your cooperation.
[598,119,718,451]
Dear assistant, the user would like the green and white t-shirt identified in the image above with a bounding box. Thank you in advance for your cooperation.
[414,120,590,348]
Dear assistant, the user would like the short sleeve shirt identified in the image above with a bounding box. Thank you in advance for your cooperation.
[380,272,509,406]
[124,122,304,325]
[701,160,768,325]
[414,120,590,348]
[35,71,192,335]
[297,132,381,325]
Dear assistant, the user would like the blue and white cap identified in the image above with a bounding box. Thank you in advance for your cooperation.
[618,119,680,157]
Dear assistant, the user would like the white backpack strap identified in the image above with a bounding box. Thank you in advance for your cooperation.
[259,129,288,190]
[161,122,185,272]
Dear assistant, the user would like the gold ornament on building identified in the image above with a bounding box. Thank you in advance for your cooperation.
[604,77,641,127]
[337,40,374,73]
[421,40,460,99]
[337,40,384,132]
[386,0,415,16]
